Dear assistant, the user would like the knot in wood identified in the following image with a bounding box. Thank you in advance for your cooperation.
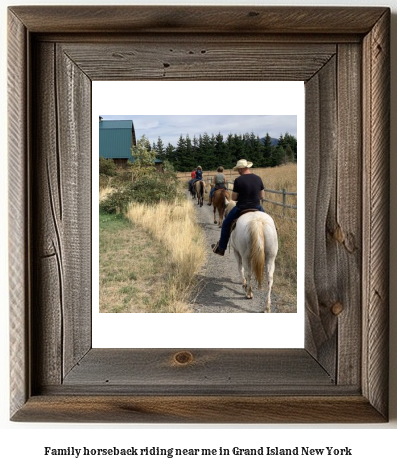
[331,302,344,316]
[174,351,194,365]
[333,225,344,244]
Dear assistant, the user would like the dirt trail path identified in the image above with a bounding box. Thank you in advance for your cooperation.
[189,192,278,313]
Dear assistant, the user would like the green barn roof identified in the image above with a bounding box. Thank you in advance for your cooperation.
[99,118,162,164]
[99,119,136,160]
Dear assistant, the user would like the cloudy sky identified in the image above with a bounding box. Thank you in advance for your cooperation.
[99,115,297,147]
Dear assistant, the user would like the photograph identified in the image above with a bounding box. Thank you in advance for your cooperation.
[92,82,305,349]
[98,114,299,315]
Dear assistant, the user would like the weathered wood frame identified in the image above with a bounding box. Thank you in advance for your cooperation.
[8,6,390,423]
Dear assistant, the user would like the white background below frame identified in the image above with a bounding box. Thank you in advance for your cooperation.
[92,81,305,348]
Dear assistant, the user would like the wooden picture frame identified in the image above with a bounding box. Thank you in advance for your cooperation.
[8,6,390,423]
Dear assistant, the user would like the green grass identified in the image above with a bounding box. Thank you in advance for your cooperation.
[99,209,174,313]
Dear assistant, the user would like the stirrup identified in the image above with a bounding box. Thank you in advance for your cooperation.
[211,242,225,256]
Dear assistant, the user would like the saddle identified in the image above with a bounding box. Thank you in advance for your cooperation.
[214,185,227,192]
[230,209,260,233]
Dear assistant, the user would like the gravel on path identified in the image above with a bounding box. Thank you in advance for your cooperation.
[188,192,278,313]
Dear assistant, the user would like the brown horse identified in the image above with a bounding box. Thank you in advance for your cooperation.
[194,180,205,207]
[212,188,230,226]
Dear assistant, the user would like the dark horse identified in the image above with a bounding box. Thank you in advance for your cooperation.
[212,188,230,227]
[189,179,196,199]
[194,180,205,207]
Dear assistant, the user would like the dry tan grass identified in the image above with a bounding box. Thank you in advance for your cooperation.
[256,164,297,312]
[254,163,297,219]
[99,186,114,202]
[125,199,206,312]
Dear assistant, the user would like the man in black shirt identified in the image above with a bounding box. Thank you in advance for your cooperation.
[212,159,265,256]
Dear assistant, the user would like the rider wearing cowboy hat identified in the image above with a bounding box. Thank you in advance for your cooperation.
[211,159,265,256]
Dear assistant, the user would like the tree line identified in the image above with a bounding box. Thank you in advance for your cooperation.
[148,132,297,172]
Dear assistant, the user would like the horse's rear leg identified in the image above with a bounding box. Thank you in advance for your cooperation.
[245,274,253,299]
[213,207,217,224]
[233,249,246,289]
[264,256,276,312]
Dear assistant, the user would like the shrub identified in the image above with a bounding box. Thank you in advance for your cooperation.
[111,169,133,187]
[99,173,110,190]
[99,157,117,176]
[100,170,184,213]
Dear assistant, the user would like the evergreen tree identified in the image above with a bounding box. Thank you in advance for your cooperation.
[246,132,262,167]
[185,134,193,165]
[282,133,297,161]
[277,133,285,149]
[175,134,196,171]
[192,136,200,167]
[232,134,245,161]
[165,143,176,168]
[262,133,273,167]
[175,135,187,171]
[199,132,216,170]
[214,132,228,169]
[272,144,286,167]
[156,136,166,160]
[284,144,294,164]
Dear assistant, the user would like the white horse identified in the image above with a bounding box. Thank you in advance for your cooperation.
[225,199,278,313]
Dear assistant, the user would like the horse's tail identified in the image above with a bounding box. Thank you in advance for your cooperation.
[249,219,265,289]
[200,180,204,197]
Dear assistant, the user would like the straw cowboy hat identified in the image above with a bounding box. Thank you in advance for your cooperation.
[233,159,253,171]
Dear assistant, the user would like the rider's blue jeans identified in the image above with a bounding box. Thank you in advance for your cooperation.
[218,204,265,250]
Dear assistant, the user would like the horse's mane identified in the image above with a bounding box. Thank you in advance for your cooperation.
[224,199,236,217]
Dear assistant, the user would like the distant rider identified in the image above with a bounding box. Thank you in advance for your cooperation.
[208,166,227,206]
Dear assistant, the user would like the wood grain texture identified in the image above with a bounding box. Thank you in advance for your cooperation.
[362,9,390,419]
[8,10,29,419]
[9,6,387,34]
[11,396,385,424]
[304,57,338,377]
[31,42,92,387]
[62,349,333,390]
[8,6,390,423]
[32,42,63,387]
[55,44,92,376]
[60,42,335,82]
[335,44,362,386]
